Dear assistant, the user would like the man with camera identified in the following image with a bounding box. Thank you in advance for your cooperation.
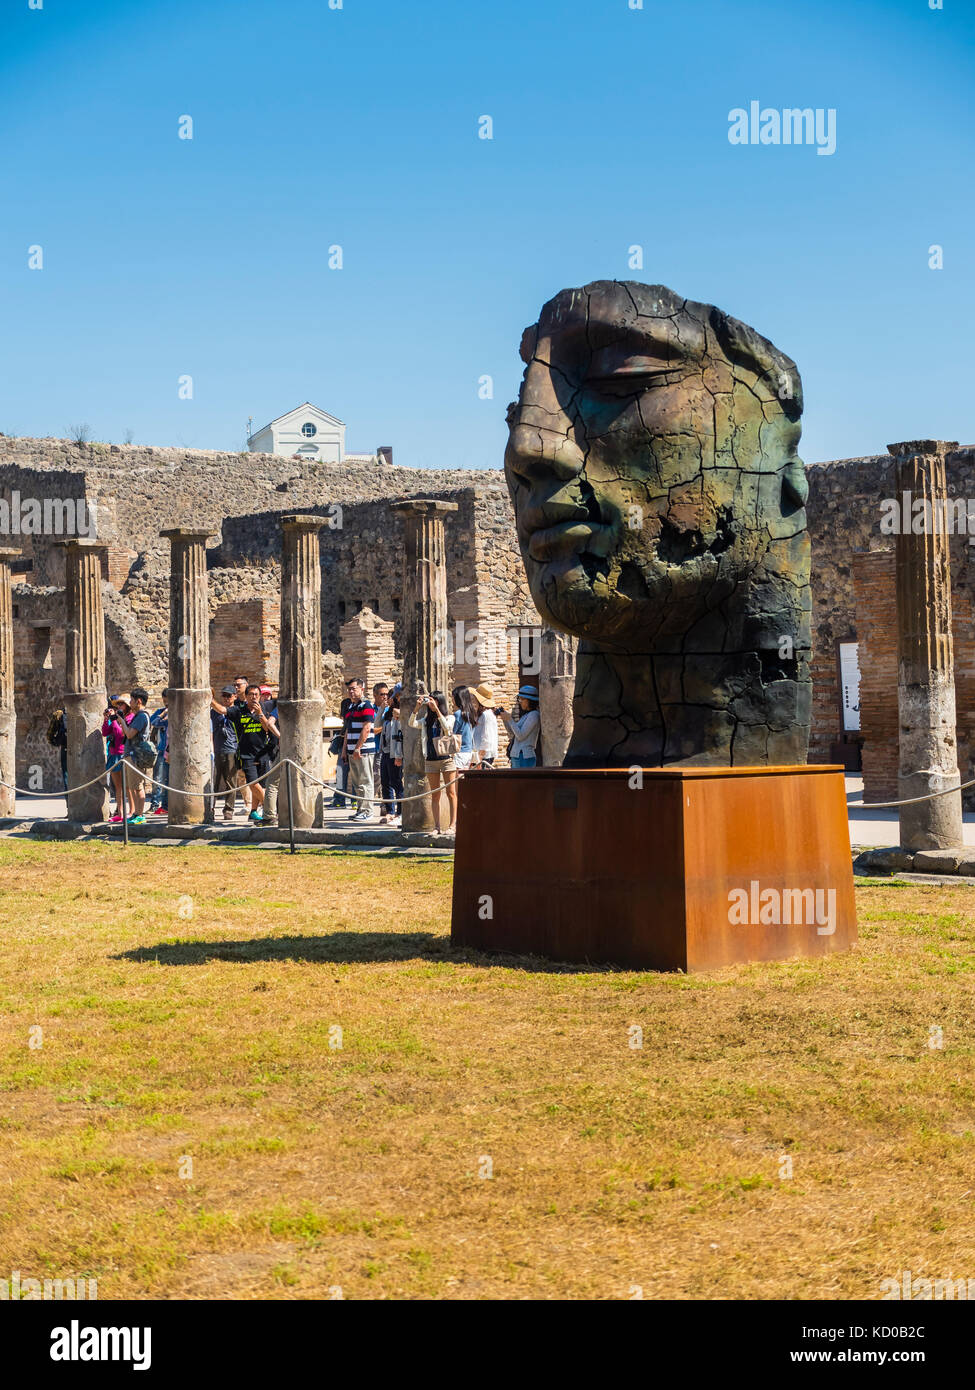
[211,684,279,824]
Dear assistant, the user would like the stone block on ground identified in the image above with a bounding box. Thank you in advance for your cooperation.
[912,848,963,873]
[854,847,916,872]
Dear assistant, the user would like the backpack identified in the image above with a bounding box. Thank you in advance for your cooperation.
[130,738,156,771]
[128,713,157,771]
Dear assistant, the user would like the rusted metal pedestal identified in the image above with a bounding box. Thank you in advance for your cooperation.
[451,766,856,971]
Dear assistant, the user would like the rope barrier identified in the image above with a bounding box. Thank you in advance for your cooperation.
[4,755,968,813]
[0,756,472,806]
[845,775,975,810]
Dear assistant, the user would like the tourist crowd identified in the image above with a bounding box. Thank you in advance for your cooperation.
[50,674,542,831]
[333,677,540,834]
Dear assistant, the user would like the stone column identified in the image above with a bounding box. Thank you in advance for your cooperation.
[61,540,109,822]
[891,440,964,850]
[278,515,328,828]
[0,549,20,816]
[161,529,213,825]
[391,499,458,831]
[538,626,577,767]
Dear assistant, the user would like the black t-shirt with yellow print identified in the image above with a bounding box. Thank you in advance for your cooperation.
[228,705,272,759]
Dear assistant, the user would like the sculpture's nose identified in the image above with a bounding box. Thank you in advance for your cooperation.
[505,360,586,487]
[505,420,586,486]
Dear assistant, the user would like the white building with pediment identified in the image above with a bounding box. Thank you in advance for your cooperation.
[247,403,346,462]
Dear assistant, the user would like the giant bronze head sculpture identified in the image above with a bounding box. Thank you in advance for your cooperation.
[504,280,811,767]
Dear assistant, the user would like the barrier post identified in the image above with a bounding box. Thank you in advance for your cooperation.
[286,761,296,855]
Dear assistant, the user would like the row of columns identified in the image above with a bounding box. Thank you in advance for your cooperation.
[47,515,330,828]
[0,499,577,830]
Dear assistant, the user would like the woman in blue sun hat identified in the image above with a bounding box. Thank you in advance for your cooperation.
[499,685,541,769]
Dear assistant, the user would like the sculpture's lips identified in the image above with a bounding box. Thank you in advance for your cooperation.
[520,499,592,531]
[528,520,611,561]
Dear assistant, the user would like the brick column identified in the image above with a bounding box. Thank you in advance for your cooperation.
[891,440,963,849]
[278,514,328,828]
[391,499,458,831]
[161,529,213,825]
[0,549,20,816]
[537,627,577,767]
[61,539,109,822]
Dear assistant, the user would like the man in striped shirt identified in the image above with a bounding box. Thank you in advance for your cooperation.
[342,678,376,822]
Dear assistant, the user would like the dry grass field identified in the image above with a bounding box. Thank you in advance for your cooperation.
[0,838,973,1301]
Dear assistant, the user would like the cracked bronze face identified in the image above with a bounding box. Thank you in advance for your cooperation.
[504,280,812,767]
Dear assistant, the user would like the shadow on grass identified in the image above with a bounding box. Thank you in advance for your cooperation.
[114,932,620,973]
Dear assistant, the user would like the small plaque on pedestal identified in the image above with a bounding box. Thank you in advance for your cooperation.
[451,765,856,971]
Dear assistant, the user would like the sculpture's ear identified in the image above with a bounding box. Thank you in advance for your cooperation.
[709,308,803,424]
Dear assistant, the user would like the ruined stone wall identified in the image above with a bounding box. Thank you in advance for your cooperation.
[805,447,975,772]
[805,455,888,761]
[0,435,543,765]
[0,462,91,587]
[11,583,145,787]
[852,544,975,806]
[8,431,975,789]
[213,485,537,705]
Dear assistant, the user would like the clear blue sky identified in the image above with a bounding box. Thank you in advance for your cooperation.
[1,0,971,469]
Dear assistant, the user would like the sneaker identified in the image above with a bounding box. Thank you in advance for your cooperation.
[222,813,234,822]
[262,818,277,827]
[352,811,372,822]
[127,814,146,826]
[249,809,263,823]
[152,806,166,816]
[110,814,123,823]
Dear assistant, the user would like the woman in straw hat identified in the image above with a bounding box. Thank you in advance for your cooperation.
[468,684,499,770]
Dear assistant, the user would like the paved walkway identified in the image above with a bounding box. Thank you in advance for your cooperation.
[11,795,412,833]
[844,774,975,849]
[13,775,975,851]
[6,792,453,851]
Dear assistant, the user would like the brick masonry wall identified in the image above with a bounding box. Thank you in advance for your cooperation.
[209,599,281,693]
[339,608,398,693]
[852,551,898,800]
